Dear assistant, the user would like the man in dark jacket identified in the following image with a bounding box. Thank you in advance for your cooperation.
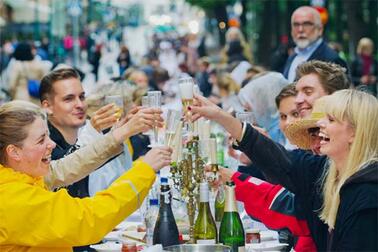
[283,6,348,82]
[40,68,88,197]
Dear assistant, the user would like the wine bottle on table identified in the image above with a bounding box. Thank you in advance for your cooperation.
[153,182,179,248]
[194,182,217,244]
[219,181,245,252]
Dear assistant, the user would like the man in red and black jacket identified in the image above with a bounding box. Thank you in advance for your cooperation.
[226,170,317,251]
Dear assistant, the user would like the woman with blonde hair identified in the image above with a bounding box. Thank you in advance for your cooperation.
[216,73,240,96]
[317,90,378,231]
[189,89,378,251]
[0,100,171,251]
[221,27,252,64]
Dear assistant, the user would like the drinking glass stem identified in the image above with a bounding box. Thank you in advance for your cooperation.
[153,126,159,144]
[187,111,193,132]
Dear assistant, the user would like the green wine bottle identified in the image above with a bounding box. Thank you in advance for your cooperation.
[219,181,245,252]
[194,182,217,244]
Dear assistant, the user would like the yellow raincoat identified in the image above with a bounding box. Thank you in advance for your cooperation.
[0,160,156,252]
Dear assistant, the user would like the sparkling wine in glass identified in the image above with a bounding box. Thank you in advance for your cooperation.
[164,109,181,148]
[178,77,194,132]
[104,95,124,120]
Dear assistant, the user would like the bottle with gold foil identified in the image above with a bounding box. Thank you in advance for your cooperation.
[219,181,245,252]
[194,182,218,244]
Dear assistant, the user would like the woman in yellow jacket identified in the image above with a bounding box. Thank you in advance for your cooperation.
[0,101,172,252]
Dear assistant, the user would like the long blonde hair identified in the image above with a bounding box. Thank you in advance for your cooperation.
[320,89,378,228]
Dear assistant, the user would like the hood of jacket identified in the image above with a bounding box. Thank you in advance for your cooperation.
[0,164,45,188]
[343,161,378,187]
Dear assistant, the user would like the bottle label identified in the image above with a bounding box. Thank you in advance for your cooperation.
[196,239,216,244]
[161,190,170,204]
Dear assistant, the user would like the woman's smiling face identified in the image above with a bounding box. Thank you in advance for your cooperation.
[15,117,56,177]
[317,114,355,167]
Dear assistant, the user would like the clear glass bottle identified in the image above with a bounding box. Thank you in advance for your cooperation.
[194,182,217,244]
[219,181,245,252]
[144,199,159,246]
[152,182,179,247]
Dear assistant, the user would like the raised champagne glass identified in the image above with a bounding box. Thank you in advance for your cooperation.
[235,111,256,125]
[147,91,162,146]
[104,95,124,120]
[178,77,194,133]
[235,111,256,166]
[165,109,181,148]
[141,96,152,136]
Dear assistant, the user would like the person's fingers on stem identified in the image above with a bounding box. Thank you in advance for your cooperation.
[191,113,201,122]
[128,106,140,115]
[95,104,116,119]
[97,103,115,114]
[193,94,209,105]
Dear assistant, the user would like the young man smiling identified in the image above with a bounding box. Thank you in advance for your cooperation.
[40,68,91,198]
[294,60,350,119]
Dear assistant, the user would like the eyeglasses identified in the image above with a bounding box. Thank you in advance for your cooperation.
[292,21,316,29]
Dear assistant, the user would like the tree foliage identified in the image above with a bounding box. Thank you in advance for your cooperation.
[185,0,236,10]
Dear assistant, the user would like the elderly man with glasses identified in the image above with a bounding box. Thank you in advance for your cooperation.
[283,6,348,82]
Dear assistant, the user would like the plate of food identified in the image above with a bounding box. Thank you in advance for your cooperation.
[89,242,122,252]
[246,241,288,252]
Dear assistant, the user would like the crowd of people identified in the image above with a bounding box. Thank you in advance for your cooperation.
[0,4,377,252]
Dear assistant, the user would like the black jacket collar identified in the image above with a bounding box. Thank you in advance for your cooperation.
[48,121,79,160]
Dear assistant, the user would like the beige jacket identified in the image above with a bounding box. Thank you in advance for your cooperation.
[44,133,123,190]
[8,60,47,104]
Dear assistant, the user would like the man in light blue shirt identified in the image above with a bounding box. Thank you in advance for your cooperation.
[283,6,348,82]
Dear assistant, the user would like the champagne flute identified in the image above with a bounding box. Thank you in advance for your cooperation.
[208,138,217,165]
[199,139,211,165]
[178,77,194,133]
[141,96,152,136]
[235,111,256,125]
[104,95,124,120]
[205,138,218,182]
[164,109,181,148]
[147,91,162,146]
[141,96,149,108]
[234,112,255,166]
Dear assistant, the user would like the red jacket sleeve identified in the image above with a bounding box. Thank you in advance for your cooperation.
[232,172,317,252]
